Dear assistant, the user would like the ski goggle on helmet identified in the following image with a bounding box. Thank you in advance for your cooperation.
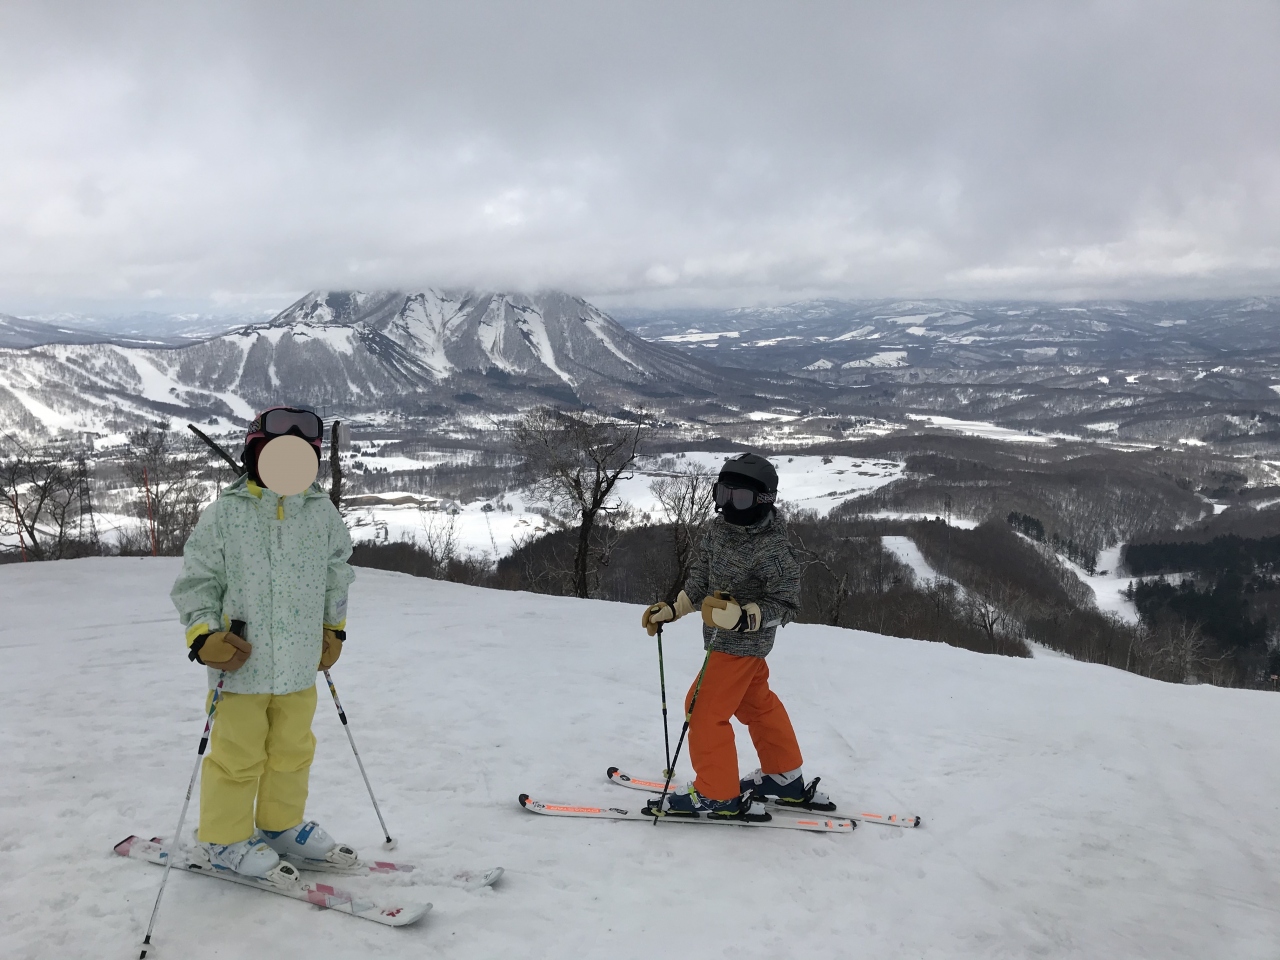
[245,407,325,446]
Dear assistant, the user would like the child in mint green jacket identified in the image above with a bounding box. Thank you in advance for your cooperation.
[171,406,355,885]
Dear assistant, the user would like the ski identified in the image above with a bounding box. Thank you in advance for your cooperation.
[115,836,431,926]
[605,766,922,828]
[518,794,855,832]
[160,834,503,890]
[281,854,503,890]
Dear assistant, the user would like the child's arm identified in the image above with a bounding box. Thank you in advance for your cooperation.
[170,502,229,648]
[752,534,802,629]
[323,504,356,630]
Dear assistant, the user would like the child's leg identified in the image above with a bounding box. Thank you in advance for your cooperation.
[199,691,271,843]
[734,658,803,775]
[686,652,761,800]
[255,685,319,832]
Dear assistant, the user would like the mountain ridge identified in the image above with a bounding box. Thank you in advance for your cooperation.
[0,289,770,441]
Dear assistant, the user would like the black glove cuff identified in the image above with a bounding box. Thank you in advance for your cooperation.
[331,629,346,642]
[188,634,210,664]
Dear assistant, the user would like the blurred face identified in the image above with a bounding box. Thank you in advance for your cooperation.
[256,435,318,496]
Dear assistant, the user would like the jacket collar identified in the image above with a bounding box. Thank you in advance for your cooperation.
[223,475,326,502]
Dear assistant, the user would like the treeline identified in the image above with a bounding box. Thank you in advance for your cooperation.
[1124,534,1280,577]
[1007,511,1098,573]
[829,434,1250,556]
[357,515,1031,659]
[1,426,232,562]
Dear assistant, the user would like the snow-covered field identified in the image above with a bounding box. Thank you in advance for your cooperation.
[347,453,904,560]
[905,414,1060,444]
[4,558,1280,958]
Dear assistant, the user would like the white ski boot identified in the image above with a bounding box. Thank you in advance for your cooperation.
[193,837,301,887]
[259,820,358,868]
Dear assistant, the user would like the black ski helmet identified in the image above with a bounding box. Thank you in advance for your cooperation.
[718,452,779,494]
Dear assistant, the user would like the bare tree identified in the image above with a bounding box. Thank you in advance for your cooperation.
[120,426,211,555]
[0,449,97,560]
[418,507,461,572]
[650,463,715,602]
[512,407,648,598]
[963,576,1029,655]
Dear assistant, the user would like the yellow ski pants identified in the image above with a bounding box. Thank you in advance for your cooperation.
[198,685,318,844]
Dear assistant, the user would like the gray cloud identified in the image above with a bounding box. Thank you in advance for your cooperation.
[1,0,1278,312]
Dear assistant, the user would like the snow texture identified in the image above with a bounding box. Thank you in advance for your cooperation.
[4,559,1280,958]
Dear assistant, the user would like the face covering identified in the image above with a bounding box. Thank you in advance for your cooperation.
[721,501,771,527]
[255,435,318,496]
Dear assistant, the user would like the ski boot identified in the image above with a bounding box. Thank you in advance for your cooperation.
[259,820,359,869]
[643,784,771,822]
[741,767,837,812]
[193,837,301,887]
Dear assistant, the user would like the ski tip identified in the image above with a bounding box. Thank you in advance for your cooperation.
[114,835,140,856]
[518,793,531,808]
[606,766,620,778]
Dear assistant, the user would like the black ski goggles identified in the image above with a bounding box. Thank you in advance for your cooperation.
[248,408,324,442]
[713,481,776,510]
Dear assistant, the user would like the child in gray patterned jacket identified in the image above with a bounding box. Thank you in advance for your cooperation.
[640,453,836,820]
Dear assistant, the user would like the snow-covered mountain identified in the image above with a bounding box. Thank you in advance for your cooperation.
[0,290,748,440]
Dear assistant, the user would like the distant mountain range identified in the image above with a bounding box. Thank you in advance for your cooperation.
[614,297,1280,375]
[4,292,1280,451]
[0,312,195,350]
[0,290,768,441]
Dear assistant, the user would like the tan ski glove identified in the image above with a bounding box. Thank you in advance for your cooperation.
[641,591,694,636]
[701,591,762,632]
[319,628,345,671]
[189,629,252,671]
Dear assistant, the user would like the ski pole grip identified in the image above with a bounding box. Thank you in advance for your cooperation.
[230,619,247,637]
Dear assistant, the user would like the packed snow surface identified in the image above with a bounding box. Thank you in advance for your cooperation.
[4,559,1280,958]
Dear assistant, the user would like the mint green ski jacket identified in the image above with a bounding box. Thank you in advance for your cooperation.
[171,476,355,696]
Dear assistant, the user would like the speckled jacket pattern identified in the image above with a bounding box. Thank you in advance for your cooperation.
[171,476,355,696]
[683,511,802,658]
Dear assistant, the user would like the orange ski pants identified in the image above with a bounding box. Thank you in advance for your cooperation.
[686,651,803,800]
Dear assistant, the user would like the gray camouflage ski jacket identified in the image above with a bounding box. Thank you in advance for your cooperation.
[683,510,802,658]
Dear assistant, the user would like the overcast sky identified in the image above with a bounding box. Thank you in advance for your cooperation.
[2,0,1278,315]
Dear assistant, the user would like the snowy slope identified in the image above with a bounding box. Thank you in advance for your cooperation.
[4,559,1280,959]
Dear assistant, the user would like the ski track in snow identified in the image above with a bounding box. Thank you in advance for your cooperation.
[4,558,1280,958]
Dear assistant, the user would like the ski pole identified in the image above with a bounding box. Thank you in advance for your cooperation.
[656,625,672,778]
[654,627,718,824]
[140,618,244,960]
[323,670,396,851]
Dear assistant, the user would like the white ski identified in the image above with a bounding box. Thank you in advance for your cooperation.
[518,794,855,833]
[281,854,504,891]
[115,836,431,926]
[605,767,922,828]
